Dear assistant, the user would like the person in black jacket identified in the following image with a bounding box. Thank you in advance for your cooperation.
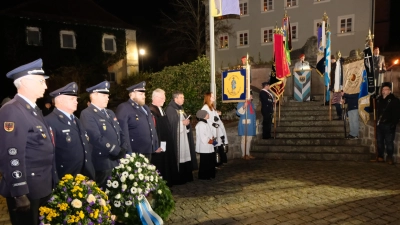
[375,82,400,165]
[260,81,274,139]
[342,91,360,139]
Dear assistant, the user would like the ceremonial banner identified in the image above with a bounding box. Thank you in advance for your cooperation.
[283,15,292,65]
[273,33,291,79]
[316,21,326,77]
[358,70,370,125]
[343,60,364,94]
[222,69,246,102]
[269,57,286,99]
[363,46,375,93]
[293,69,311,102]
[324,30,331,102]
[211,0,240,17]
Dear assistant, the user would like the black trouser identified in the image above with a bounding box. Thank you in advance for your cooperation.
[7,194,51,225]
[334,104,342,118]
[95,169,113,190]
[198,152,216,180]
[377,123,396,159]
[262,113,272,138]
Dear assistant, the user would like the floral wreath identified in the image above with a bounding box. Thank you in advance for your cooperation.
[106,153,175,224]
[39,174,115,225]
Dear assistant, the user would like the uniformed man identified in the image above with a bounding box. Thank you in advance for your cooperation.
[0,58,56,225]
[260,81,274,139]
[79,81,127,189]
[294,54,310,71]
[45,82,95,180]
[116,81,161,160]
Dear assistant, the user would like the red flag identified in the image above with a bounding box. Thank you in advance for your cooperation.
[274,33,290,79]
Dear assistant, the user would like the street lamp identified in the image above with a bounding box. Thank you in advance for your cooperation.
[139,49,145,72]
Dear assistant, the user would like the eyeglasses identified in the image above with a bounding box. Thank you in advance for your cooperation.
[24,77,46,85]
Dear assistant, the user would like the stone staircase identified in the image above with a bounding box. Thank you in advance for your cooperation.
[252,99,372,161]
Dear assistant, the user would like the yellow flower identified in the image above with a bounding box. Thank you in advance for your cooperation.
[79,210,85,219]
[78,192,83,198]
[62,174,74,180]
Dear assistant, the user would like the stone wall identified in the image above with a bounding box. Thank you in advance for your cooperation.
[359,120,400,162]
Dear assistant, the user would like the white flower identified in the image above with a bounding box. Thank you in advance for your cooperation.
[130,187,137,194]
[138,194,144,201]
[106,180,112,187]
[114,165,121,169]
[130,157,134,162]
[146,183,150,188]
[134,182,138,187]
[122,184,127,191]
[125,200,133,206]
[112,181,119,188]
[145,176,149,181]
[114,201,121,207]
[115,194,121,199]
[135,162,141,167]
[150,176,154,181]
[147,165,152,170]
[120,164,125,168]
[124,212,129,217]
[98,198,106,206]
[105,189,110,195]
[127,166,132,172]
[145,188,150,194]
[86,194,96,203]
[71,199,82,208]
[125,154,131,158]
[120,176,126,183]
[122,171,129,178]
[139,154,145,158]
[144,158,149,163]
[138,168,142,173]
[137,188,142,194]
[121,159,129,164]
[138,174,144,180]
[142,163,148,167]
[155,177,158,182]
[158,190,162,194]
[132,153,136,158]
[128,174,135,180]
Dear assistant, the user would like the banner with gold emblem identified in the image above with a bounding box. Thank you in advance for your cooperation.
[222,69,247,102]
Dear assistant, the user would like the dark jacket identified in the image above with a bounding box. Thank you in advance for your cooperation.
[343,93,359,110]
[377,93,400,125]
[260,89,274,114]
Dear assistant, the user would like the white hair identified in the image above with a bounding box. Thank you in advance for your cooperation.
[152,88,165,99]
[13,77,23,89]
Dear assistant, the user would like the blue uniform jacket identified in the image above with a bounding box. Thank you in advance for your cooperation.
[0,95,56,199]
[236,101,257,136]
[45,108,95,180]
[116,99,158,154]
[80,104,126,171]
[260,90,274,115]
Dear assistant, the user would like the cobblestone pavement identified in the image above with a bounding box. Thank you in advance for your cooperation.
[1,159,399,225]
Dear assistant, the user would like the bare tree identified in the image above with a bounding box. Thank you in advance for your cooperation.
[158,0,235,57]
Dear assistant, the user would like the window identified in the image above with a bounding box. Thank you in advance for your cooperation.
[291,22,298,41]
[240,0,248,16]
[109,72,116,82]
[60,30,76,49]
[261,27,273,45]
[338,15,355,36]
[218,34,229,50]
[262,0,273,12]
[237,30,249,48]
[26,27,41,46]
[285,0,298,8]
[102,34,116,53]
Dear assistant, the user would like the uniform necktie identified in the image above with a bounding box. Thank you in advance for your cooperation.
[70,115,76,124]
[34,106,43,117]
[141,106,148,115]
[102,109,110,118]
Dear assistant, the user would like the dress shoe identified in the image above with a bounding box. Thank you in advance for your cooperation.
[248,155,255,159]
[371,157,384,162]
[242,156,250,160]
[387,158,394,165]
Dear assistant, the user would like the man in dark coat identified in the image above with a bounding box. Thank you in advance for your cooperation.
[115,81,161,160]
[165,91,198,184]
[41,96,54,116]
[80,81,127,189]
[260,81,274,139]
[375,82,400,165]
[148,88,179,187]
[0,58,57,225]
[45,82,95,180]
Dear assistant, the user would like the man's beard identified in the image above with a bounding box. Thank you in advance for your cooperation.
[133,97,145,106]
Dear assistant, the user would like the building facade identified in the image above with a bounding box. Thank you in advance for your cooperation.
[215,0,374,70]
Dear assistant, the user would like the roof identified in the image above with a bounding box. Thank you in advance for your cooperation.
[0,0,136,30]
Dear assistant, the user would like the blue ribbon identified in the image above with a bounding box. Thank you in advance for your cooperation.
[136,198,164,225]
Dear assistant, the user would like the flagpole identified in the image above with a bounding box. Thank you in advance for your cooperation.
[278,96,281,126]
[209,0,216,106]
[329,90,332,121]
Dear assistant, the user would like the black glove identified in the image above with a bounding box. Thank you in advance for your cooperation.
[214,116,219,122]
[14,195,30,212]
[111,147,127,160]
[212,123,219,128]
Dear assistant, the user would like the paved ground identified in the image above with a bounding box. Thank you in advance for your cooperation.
[1,159,399,225]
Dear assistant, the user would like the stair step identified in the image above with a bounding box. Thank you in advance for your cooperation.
[279,115,343,121]
[280,110,335,116]
[282,101,325,106]
[253,145,368,154]
[255,138,362,145]
[252,152,372,161]
[275,132,347,138]
[280,106,336,111]
[278,120,346,126]
[275,126,346,132]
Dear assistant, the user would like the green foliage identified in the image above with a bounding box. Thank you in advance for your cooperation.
[117,55,235,116]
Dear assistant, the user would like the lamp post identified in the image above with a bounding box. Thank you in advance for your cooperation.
[139,49,146,72]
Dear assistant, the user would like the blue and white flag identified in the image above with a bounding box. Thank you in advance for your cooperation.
[358,70,370,124]
[324,30,331,102]
[316,21,326,77]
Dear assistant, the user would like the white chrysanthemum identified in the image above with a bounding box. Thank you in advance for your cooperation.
[98,198,106,206]
[125,200,133,206]
[86,194,96,203]
[124,212,129,217]
[71,199,82,208]
[122,171,129,178]
[138,174,144,180]
[145,176,149,181]
[125,154,131,158]
[147,165,152,170]
[150,176,154,181]
[135,162,141,167]
[129,174,135,180]
[132,153,136,158]
[144,158,149,163]
[158,190,162,194]
[130,187,137,194]
[120,164,125,168]
[138,168,142,173]
[130,157,134,162]
[114,165,120,169]
[139,154,145,158]
[137,188,142,194]
[122,184,127,191]
[112,181,119,188]
[142,163,148,167]
[120,176,126,183]
[127,166,132,172]
[146,183,150,188]
[114,201,121,208]
[106,180,112,187]
[134,182,138,187]
[115,194,121,199]
[155,177,158,182]
[138,194,144,201]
